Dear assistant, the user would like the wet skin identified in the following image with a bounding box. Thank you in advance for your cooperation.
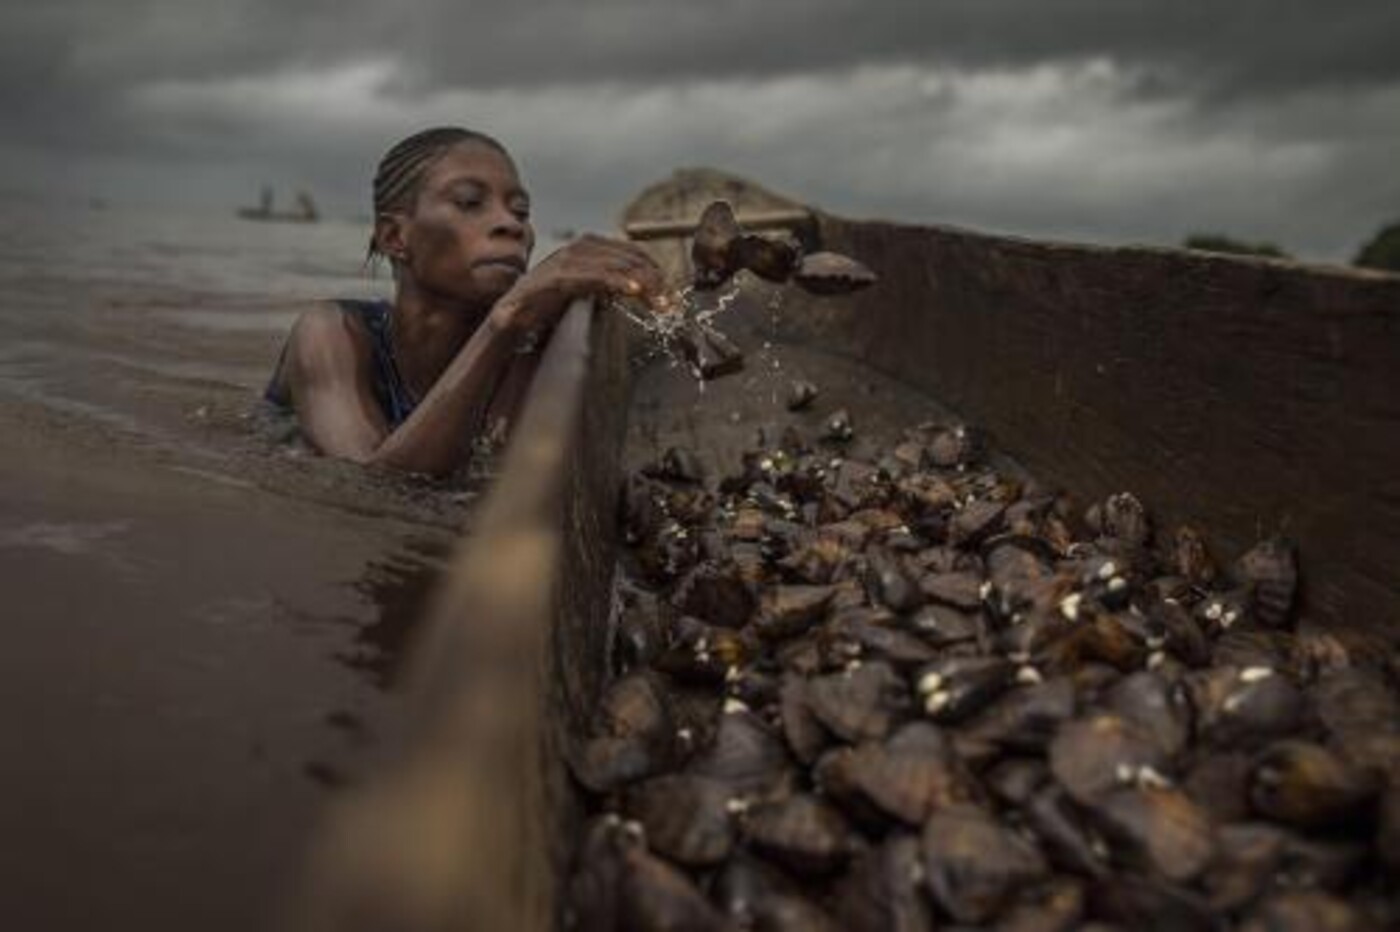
[277,140,665,476]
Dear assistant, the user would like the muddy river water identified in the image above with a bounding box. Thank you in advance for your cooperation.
[0,199,482,930]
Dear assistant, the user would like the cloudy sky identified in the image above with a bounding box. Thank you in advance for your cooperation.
[3,0,1397,260]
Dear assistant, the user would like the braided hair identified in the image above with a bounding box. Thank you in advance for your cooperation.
[367,126,509,263]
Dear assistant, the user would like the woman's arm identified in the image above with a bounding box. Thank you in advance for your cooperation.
[284,234,664,476]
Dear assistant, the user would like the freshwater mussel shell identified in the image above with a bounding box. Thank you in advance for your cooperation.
[710,850,799,924]
[985,756,1051,808]
[686,706,794,798]
[677,320,746,380]
[1205,821,1291,912]
[670,560,755,629]
[566,816,628,930]
[570,672,679,792]
[1241,890,1366,932]
[948,498,1007,548]
[1249,739,1379,829]
[1096,491,1153,550]
[622,475,666,545]
[863,546,924,613]
[897,474,959,518]
[753,583,837,640]
[823,407,855,443]
[725,666,781,711]
[920,804,1049,924]
[1312,671,1400,776]
[983,534,1060,616]
[614,594,666,673]
[924,424,980,468]
[594,670,673,742]
[905,603,983,647]
[1233,536,1300,628]
[1049,712,1171,805]
[572,735,666,795]
[1312,666,1400,748]
[1045,612,1150,673]
[1186,665,1305,749]
[1022,785,1111,878]
[749,893,844,932]
[960,674,1077,754]
[827,610,937,670]
[743,792,855,875]
[996,876,1087,932]
[992,610,1075,661]
[1181,750,1255,824]
[568,814,727,932]
[806,660,910,742]
[834,834,934,932]
[619,836,728,932]
[792,251,878,295]
[918,570,985,611]
[1277,832,1369,890]
[654,616,756,684]
[916,655,1017,724]
[734,232,802,283]
[1193,588,1253,637]
[1211,627,1301,676]
[1104,671,1193,758]
[634,522,702,584]
[1170,524,1218,587]
[622,774,736,867]
[778,673,828,764]
[1088,786,1217,883]
[1088,875,1218,931]
[816,721,976,826]
[785,378,819,411]
[1147,598,1213,667]
[690,200,741,289]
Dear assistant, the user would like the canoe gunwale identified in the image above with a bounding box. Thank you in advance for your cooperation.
[291,298,629,932]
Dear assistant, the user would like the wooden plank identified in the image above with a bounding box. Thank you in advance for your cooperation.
[623,208,813,240]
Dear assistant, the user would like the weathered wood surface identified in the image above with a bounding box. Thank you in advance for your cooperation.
[774,214,1400,650]
[291,299,629,932]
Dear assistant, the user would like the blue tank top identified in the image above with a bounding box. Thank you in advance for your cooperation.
[263,299,418,427]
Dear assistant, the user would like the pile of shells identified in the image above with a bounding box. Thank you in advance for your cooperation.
[565,414,1400,930]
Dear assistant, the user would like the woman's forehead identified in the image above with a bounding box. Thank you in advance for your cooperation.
[426,141,523,191]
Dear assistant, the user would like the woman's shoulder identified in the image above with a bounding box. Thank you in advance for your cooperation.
[272,299,384,390]
[287,298,386,349]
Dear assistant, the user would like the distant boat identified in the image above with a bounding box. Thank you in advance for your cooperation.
[237,186,319,223]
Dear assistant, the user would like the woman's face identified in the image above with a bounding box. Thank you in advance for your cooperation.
[393,140,535,306]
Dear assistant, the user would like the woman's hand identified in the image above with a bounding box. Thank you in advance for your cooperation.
[487,233,667,340]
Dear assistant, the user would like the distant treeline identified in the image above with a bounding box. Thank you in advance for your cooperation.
[1181,221,1400,271]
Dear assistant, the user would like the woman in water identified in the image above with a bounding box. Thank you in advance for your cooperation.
[265,126,665,476]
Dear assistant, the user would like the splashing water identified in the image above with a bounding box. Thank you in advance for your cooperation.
[614,279,745,388]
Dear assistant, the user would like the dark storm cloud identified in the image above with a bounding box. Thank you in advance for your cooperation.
[10,1,1400,99]
[2,1,1397,259]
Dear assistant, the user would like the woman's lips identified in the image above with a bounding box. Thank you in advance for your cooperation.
[475,256,527,273]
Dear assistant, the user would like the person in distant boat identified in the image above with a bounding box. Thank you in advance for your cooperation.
[264,126,664,476]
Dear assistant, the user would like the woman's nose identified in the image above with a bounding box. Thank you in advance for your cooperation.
[490,206,527,239]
